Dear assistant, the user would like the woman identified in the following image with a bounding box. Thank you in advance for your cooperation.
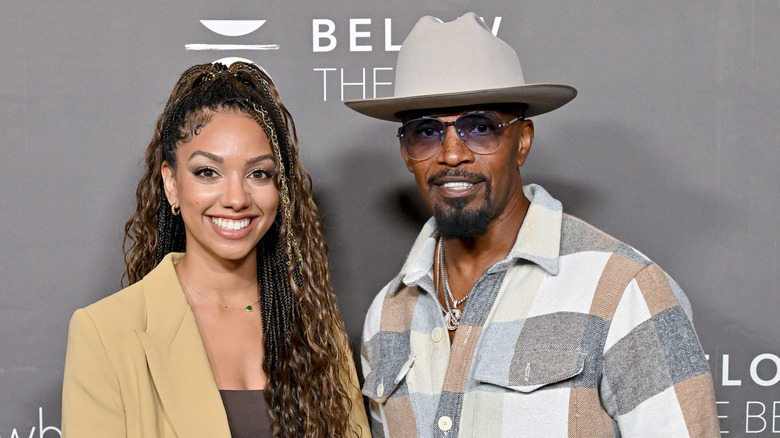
[62,62,369,437]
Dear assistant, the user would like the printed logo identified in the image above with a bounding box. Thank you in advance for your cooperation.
[311,16,503,102]
[186,19,278,65]
[0,407,60,438]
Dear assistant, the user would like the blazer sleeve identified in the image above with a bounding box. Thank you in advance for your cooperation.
[62,308,127,438]
[345,349,371,437]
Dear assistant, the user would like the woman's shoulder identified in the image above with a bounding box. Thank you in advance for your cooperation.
[72,253,184,336]
[71,276,151,341]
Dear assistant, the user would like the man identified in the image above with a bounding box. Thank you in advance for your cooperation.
[345,12,719,438]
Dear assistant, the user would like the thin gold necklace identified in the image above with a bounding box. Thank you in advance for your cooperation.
[177,273,261,312]
[190,287,261,312]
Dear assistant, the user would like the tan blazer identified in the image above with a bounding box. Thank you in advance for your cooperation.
[62,253,370,437]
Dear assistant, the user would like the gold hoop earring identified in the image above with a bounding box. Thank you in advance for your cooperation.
[171,204,181,216]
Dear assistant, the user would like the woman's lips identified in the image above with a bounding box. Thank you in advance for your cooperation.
[208,216,256,239]
[211,217,251,231]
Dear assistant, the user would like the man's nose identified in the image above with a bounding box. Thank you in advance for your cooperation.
[436,124,474,166]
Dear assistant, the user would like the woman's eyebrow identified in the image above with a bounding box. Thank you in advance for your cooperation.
[188,150,223,163]
[246,154,275,165]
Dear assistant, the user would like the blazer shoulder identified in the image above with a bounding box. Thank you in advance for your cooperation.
[76,280,149,340]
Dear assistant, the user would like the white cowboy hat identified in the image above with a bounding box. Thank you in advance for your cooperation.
[345,12,577,121]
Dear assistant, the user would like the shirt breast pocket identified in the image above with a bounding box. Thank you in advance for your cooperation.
[474,349,586,392]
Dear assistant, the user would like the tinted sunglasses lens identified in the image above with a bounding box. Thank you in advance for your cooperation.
[400,118,443,159]
[455,113,504,154]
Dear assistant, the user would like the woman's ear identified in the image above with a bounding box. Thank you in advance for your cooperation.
[161,161,179,208]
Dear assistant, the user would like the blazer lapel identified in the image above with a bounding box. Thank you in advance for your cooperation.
[136,253,231,438]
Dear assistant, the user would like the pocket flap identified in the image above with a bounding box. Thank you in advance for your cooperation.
[362,355,415,403]
[475,350,585,393]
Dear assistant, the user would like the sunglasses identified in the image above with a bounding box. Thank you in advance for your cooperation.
[397,111,524,161]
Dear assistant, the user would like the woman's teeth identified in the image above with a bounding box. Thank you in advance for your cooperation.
[211,217,251,231]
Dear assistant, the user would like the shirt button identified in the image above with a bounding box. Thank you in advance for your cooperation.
[438,416,452,431]
[376,383,384,397]
[432,327,443,342]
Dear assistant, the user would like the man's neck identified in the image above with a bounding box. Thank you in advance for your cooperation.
[440,189,530,293]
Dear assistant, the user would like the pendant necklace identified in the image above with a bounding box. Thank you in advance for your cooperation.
[190,287,261,312]
[179,276,261,312]
[437,237,472,331]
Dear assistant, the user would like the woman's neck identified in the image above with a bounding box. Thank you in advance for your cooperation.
[174,250,259,302]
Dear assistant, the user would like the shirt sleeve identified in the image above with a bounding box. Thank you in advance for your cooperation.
[62,308,127,438]
[601,264,720,437]
[361,282,392,438]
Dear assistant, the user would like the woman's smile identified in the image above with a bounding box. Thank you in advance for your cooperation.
[210,216,252,232]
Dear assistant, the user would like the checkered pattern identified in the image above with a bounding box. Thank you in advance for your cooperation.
[361,184,719,437]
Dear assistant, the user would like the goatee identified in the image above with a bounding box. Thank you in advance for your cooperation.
[433,184,493,239]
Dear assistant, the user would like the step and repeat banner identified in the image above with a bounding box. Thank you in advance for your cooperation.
[1,1,778,436]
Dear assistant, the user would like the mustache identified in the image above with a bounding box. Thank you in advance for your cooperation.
[426,169,488,188]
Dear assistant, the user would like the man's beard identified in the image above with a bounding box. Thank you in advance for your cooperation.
[433,181,493,239]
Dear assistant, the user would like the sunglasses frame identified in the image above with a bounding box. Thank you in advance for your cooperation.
[397,111,524,161]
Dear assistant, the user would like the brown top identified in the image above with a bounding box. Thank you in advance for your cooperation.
[219,389,272,438]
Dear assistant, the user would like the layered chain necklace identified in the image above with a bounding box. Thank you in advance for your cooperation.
[436,238,472,331]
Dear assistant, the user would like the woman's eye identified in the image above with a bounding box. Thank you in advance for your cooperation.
[248,169,274,180]
[194,167,219,179]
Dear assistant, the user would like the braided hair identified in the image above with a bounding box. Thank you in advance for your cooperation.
[123,62,358,437]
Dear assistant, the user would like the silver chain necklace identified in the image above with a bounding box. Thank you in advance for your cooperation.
[437,238,472,331]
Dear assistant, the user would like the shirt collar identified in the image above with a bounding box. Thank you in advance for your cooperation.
[390,184,563,295]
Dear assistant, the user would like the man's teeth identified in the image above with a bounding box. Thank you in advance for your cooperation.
[443,182,474,190]
[211,217,251,231]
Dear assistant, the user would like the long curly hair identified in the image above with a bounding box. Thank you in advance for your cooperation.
[123,62,359,437]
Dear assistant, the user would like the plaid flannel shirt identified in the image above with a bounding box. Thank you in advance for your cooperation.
[361,184,719,437]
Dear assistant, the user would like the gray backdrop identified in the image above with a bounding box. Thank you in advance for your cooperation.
[1,1,778,436]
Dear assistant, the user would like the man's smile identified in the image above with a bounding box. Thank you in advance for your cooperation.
[442,181,473,190]
[428,170,487,199]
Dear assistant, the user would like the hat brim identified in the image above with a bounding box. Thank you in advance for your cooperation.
[345,83,577,122]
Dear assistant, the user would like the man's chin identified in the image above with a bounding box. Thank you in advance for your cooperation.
[435,195,471,210]
[433,205,492,239]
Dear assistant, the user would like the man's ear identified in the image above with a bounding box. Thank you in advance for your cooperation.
[516,119,534,168]
[161,161,179,208]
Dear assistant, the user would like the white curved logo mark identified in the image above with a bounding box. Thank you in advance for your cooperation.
[186,44,278,51]
[186,19,279,52]
[200,20,265,37]
[214,57,256,66]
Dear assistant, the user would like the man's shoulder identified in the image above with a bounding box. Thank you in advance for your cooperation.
[363,279,396,342]
[365,275,419,314]
[557,213,691,312]
[363,275,426,339]
[366,280,393,312]
[560,213,652,266]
